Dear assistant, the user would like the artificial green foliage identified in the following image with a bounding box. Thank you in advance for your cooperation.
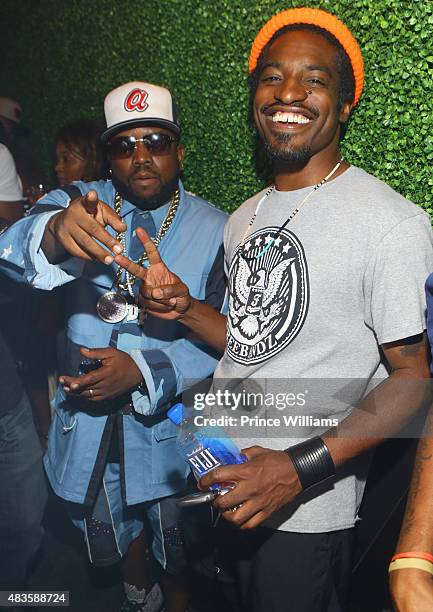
[1,0,432,213]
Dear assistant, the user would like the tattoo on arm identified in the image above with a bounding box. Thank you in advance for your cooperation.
[399,343,424,358]
[395,333,425,358]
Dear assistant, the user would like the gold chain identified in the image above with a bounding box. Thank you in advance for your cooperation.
[114,189,180,295]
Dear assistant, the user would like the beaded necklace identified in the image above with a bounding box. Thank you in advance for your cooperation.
[240,159,343,260]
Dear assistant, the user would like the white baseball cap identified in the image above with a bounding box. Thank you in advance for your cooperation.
[101,81,180,142]
[0,97,22,123]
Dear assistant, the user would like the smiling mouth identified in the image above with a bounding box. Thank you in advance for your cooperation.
[271,111,312,125]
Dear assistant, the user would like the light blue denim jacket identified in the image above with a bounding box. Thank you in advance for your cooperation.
[0,179,227,504]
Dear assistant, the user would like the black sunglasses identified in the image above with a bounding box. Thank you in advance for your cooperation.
[106,133,177,159]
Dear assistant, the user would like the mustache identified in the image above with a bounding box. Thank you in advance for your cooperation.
[130,168,159,179]
[111,171,180,211]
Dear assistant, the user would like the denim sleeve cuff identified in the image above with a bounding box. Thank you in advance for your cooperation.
[24,211,85,289]
[129,349,177,416]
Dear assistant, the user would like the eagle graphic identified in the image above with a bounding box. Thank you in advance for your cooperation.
[229,255,295,343]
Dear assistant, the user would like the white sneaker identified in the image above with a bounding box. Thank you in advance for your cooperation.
[119,583,164,612]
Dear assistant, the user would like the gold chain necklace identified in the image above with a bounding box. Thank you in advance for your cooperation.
[96,188,180,323]
[114,189,180,295]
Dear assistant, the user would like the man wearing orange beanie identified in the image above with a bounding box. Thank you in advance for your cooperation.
[116,8,433,610]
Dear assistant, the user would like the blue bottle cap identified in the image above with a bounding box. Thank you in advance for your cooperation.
[167,403,185,425]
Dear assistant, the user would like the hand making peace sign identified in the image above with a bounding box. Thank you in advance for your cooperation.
[114,226,192,320]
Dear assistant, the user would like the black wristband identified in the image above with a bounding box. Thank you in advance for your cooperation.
[285,437,336,490]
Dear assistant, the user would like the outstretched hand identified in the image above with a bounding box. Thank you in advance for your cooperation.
[114,227,192,320]
[46,190,126,264]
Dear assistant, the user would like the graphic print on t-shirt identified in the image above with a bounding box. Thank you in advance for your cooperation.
[227,227,309,365]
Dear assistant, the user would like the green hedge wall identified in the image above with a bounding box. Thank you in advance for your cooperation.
[1,0,432,213]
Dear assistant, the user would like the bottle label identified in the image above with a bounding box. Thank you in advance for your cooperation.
[187,447,222,476]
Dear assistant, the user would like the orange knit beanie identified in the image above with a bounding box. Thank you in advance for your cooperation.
[249,7,364,106]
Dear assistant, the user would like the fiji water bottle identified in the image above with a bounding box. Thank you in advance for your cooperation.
[167,403,247,492]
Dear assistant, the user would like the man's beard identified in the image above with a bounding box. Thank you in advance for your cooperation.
[112,172,180,211]
[263,133,311,165]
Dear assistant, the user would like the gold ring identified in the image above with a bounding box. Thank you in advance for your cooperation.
[89,389,94,398]
[225,503,243,513]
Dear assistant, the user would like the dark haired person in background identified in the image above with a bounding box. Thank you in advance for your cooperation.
[0,139,52,448]
[0,128,52,450]
[0,80,226,612]
[54,118,108,185]
[116,8,433,611]
[0,96,47,198]
[0,333,47,595]
[53,118,109,394]
[0,141,47,595]
[0,143,25,227]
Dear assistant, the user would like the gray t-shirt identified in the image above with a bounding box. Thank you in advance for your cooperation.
[213,165,433,533]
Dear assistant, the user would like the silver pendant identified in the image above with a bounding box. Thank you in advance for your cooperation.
[96,291,128,323]
[126,303,140,321]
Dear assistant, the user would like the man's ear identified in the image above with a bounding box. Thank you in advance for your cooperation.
[339,101,352,124]
[177,143,185,171]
